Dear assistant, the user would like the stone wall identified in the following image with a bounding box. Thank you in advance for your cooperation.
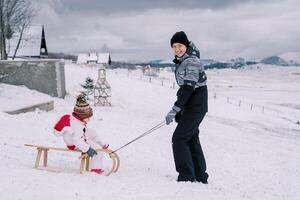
[0,60,66,98]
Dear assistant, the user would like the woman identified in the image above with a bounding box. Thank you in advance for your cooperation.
[165,31,209,183]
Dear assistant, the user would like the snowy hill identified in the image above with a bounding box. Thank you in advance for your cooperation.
[261,52,300,66]
[279,52,300,65]
[261,56,289,66]
[0,64,299,200]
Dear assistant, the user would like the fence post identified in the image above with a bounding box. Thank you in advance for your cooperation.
[239,100,241,107]
[214,93,217,99]
[149,77,151,83]
[251,104,253,110]
[262,106,264,113]
[161,81,164,86]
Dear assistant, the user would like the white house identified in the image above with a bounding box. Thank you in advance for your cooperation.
[87,53,97,64]
[76,52,111,65]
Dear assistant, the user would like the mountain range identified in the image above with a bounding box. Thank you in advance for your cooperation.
[133,51,300,69]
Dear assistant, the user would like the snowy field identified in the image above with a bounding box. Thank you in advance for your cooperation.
[0,63,299,200]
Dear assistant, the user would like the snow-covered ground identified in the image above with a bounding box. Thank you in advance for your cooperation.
[0,63,299,200]
[0,84,52,112]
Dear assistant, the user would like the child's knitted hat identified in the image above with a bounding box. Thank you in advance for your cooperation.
[73,94,93,119]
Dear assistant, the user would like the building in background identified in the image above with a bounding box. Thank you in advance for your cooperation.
[87,53,98,64]
[8,25,48,59]
[77,52,111,65]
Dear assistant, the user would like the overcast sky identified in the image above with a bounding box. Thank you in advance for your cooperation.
[33,0,300,61]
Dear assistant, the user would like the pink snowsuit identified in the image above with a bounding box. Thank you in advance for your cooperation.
[54,113,104,171]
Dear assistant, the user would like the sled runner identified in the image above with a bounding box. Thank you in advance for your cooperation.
[25,144,120,176]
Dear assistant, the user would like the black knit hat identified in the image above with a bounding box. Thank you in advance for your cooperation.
[170,31,190,48]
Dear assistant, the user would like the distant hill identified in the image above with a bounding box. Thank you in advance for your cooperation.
[260,52,300,66]
[261,56,289,66]
[279,52,300,65]
[125,57,260,69]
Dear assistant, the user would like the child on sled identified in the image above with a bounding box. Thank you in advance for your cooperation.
[54,94,109,174]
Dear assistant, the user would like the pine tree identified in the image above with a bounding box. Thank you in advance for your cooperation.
[80,77,94,98]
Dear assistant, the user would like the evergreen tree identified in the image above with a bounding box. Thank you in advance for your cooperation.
[80,77,94,98]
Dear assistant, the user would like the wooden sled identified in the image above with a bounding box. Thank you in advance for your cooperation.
[25,144,120,176]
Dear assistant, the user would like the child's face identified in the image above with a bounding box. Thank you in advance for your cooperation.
[172,43,187,58]
[83,117,91,122]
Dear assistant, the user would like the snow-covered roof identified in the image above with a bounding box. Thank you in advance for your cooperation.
[77,54,89,64]
[97,53,110,64]
[8,26,43,57]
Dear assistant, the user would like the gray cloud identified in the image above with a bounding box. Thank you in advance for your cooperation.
[47,0,279,15]
[32,0,300,61]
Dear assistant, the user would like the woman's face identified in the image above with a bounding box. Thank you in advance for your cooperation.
[172,43,187,58]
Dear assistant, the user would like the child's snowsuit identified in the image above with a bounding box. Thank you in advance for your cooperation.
[54,113,104,171]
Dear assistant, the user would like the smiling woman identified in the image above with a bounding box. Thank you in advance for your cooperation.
[165,31,209,183]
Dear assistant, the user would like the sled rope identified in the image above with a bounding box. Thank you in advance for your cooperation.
[110,120,166,154]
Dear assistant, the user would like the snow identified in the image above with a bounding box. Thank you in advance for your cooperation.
[0,63,299,200]
[0,84,52,112]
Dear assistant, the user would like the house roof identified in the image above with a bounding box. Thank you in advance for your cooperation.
[8,25,43,57]
[97,53,110,64]
[77,54,89,64]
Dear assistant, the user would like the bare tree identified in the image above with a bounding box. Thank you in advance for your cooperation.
[12,22,25,60]
[0,0,35,60]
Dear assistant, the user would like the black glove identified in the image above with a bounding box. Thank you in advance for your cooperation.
[86,147,97,157]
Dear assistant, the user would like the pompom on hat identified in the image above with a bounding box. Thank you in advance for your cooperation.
[170,31,190,48]
[73,94,93,119]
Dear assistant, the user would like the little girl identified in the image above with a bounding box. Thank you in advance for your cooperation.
[54,95,108,174]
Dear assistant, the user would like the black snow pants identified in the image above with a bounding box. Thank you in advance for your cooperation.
[172,111,208,182]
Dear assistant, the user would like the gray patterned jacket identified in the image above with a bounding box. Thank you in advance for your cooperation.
[174,42,207,88]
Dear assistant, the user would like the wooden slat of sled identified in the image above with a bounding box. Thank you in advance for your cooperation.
[25,144,120,176]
